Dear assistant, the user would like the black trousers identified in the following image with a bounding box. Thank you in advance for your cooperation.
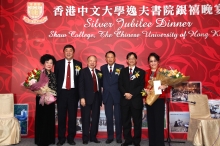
[121,102,142,145]
[80,92,100,141]
[57,88,78,142]
[146,98,165,146]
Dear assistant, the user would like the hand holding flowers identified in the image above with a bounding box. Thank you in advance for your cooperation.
[145,67,190,106]
[23,68,41,88]
[21,69,56,106]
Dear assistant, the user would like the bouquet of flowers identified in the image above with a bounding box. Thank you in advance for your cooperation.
[22,68,56,106]
[145,67,190,106]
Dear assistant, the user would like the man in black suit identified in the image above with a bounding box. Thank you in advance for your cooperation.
[100,51,124,144]
[79,55,102,145]
[118,52,145,146]
[54,44,82,146]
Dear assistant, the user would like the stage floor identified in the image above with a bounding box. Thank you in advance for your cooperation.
[14,138,193,146]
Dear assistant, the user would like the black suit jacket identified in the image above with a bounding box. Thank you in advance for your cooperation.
[54,58,82,98]
[79,67,102,106]
[118,66,145,109]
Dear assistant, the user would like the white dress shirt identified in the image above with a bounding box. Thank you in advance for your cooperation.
[129,66,135,74]
[62,59,75,89]
[108,64,115,73]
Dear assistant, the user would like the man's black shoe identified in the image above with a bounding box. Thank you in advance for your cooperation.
[56,141,64,146]
[90,139,101,143]
[105,139,113,144]
[121,142,132,146]
[67,141,76,145]
[116,139,122,143]
[83,141,88,144]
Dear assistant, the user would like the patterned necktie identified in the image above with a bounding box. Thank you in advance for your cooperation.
[129,68,133,80]
[110,66,112,75]
[66,62,71,90]
[92,69,97,92]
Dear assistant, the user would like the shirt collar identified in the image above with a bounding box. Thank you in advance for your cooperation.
[89,67,95,71]
[65,59,73,64]
[129,66,135,71]
[108,64,115,69]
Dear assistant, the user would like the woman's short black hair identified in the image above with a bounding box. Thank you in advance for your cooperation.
[63,44,75,52]
[40,54,56,65]
[126,52,137,59]
[148,52,160,62]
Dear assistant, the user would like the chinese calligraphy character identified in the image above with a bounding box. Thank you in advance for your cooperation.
[201,4,213,15]
[139,6,150,16]
[78,6,88,16]
[66,6,76,16]
[214,4,220,15]
[189,4,200,15]
[151,5,162,16]
[164,5,174,16]
[176,5,187,15]
[126,6,137,16]
[102,6,113,16]
[114,6,125,16]
[54,6,64,16]
[90,6,100,16]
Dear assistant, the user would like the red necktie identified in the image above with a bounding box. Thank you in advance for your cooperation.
[129,68,133,80]
[110,66,112,75]
[92,69,97,92]
[66,62,71,90]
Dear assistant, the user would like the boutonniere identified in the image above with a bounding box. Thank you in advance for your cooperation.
[130,71,140,80]
[97,73,102,78]
[115,68,121,75]
[75,65,81,75]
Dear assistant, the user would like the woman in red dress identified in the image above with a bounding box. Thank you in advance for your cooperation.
[145,52,168,146]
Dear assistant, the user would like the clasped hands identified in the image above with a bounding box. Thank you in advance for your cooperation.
[124,93,133,100]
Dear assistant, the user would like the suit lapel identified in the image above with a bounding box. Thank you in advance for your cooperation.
[95,69,100,83]
[112,64,117,76]
[73,59,77,76]
[124,67,130,81]
[95,69,101,91]
[104,64,112,83]
[112,64,119,81]
[133,67,138,76]
[86,67,93,80]
[61,59,66,81]
[105,65,111,77]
